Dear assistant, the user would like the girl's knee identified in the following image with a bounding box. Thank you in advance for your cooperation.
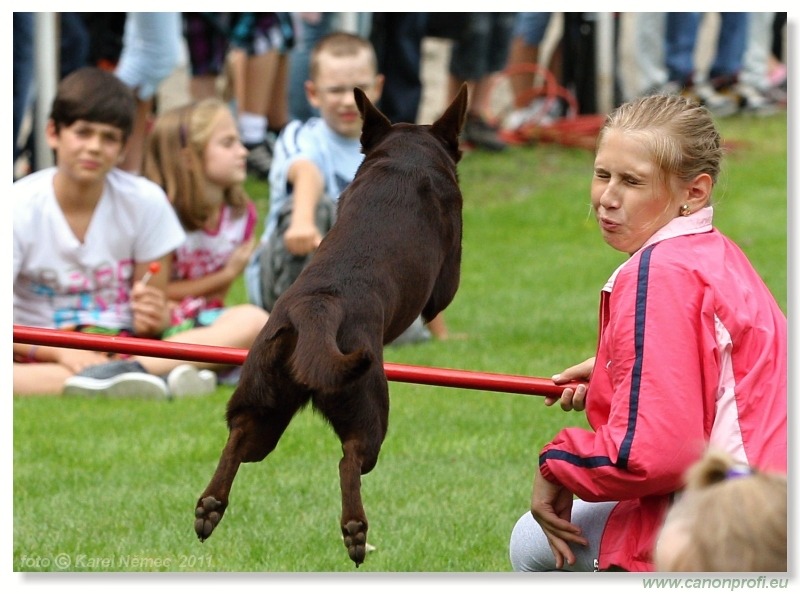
[509,512,547,571]
[242,303,270,324]
[225,303,269,327]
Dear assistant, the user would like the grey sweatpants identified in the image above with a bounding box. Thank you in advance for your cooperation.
[509,500,617,571]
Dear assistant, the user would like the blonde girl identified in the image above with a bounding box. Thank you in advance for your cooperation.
[655,450,787,572]
[510,93,786,572]
[141,98,269,381]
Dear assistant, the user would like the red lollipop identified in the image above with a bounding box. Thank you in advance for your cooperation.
[140,261,161,285]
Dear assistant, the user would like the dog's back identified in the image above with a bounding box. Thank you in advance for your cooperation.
[298,104,464,343]
[239,85,466,401]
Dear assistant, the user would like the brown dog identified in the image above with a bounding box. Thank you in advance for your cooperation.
[194,84,468,566]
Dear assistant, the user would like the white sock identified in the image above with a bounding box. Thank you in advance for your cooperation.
[238,112,267,146]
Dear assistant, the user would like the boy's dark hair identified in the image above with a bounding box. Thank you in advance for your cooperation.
[49,67,136,139]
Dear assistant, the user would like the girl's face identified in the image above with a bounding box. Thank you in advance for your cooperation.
[202,109,248,189]
[591,129,683,255]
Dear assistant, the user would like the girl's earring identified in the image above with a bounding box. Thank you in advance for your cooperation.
[680,204,691,217]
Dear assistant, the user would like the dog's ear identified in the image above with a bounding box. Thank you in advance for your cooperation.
[355,87,393,153]
[431,83,469,160]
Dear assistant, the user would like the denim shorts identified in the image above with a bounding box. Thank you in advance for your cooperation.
[513,12,553,45]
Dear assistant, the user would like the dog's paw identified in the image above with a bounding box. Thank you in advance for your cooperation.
[342,519,368,567]
[194,496,225,541]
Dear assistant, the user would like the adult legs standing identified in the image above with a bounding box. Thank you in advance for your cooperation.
[664,12,701,86]
[13,13,34,168]
[288,12,336,122]
[370,13,428,124]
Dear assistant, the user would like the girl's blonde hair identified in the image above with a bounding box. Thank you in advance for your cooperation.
[143,98,248,231]
[657,450,787,572]
[600,94,724,193]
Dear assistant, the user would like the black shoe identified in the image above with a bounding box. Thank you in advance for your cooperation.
[462,114,507,152]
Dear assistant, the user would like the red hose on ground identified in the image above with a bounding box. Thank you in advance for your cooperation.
[13,325,579,398]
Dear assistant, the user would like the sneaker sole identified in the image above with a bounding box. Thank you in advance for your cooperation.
[63,373,169,399]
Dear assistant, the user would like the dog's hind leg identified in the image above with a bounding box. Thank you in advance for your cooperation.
[194,406,296,541]
[338,435,379,567]
[322,371,389,566]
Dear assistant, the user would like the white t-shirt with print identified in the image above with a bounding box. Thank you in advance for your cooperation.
[12,167,186,330]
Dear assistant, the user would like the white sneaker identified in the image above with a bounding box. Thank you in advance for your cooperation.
[167,364,218,398]
[63,372,169,399]
[686,81,739,118]
[504,98,548,130]
[732,82,779,116]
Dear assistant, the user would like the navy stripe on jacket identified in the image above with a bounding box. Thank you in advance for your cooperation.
[540,244,657,471]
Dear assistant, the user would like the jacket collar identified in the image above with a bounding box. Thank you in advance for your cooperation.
[603,206,714,292]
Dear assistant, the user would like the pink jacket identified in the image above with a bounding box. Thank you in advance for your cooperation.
[539,208,787,571]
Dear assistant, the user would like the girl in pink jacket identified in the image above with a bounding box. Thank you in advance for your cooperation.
[509,93,787,572]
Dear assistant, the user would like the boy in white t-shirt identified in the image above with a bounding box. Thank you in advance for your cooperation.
[12,67,214,398]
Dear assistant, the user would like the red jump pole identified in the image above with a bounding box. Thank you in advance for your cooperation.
[13,325,577,398]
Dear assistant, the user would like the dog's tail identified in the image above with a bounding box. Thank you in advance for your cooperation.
[288,299,373,392]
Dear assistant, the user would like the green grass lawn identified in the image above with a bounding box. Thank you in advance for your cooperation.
[12,112,787,573]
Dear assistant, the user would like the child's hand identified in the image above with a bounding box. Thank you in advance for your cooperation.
[131,281,171,336]
[284,220,322,256]
[546,357,595,411]
[530,467,587,569]
[225,238,257,276]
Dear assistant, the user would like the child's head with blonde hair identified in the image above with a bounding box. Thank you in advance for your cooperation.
[308,32,378,83]
[655,450,787,572]
[600,93,724,193]
[304,32,383,139]
[143,98,249,231]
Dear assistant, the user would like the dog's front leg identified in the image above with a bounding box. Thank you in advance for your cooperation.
[339,437,370,567]
[194,424,246,541]
[195,409,292,541]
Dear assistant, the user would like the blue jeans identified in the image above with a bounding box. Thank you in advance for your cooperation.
[287,12,336,122]
[708,13,748,80]
[665,12,701,83]
[666,12,748,83]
